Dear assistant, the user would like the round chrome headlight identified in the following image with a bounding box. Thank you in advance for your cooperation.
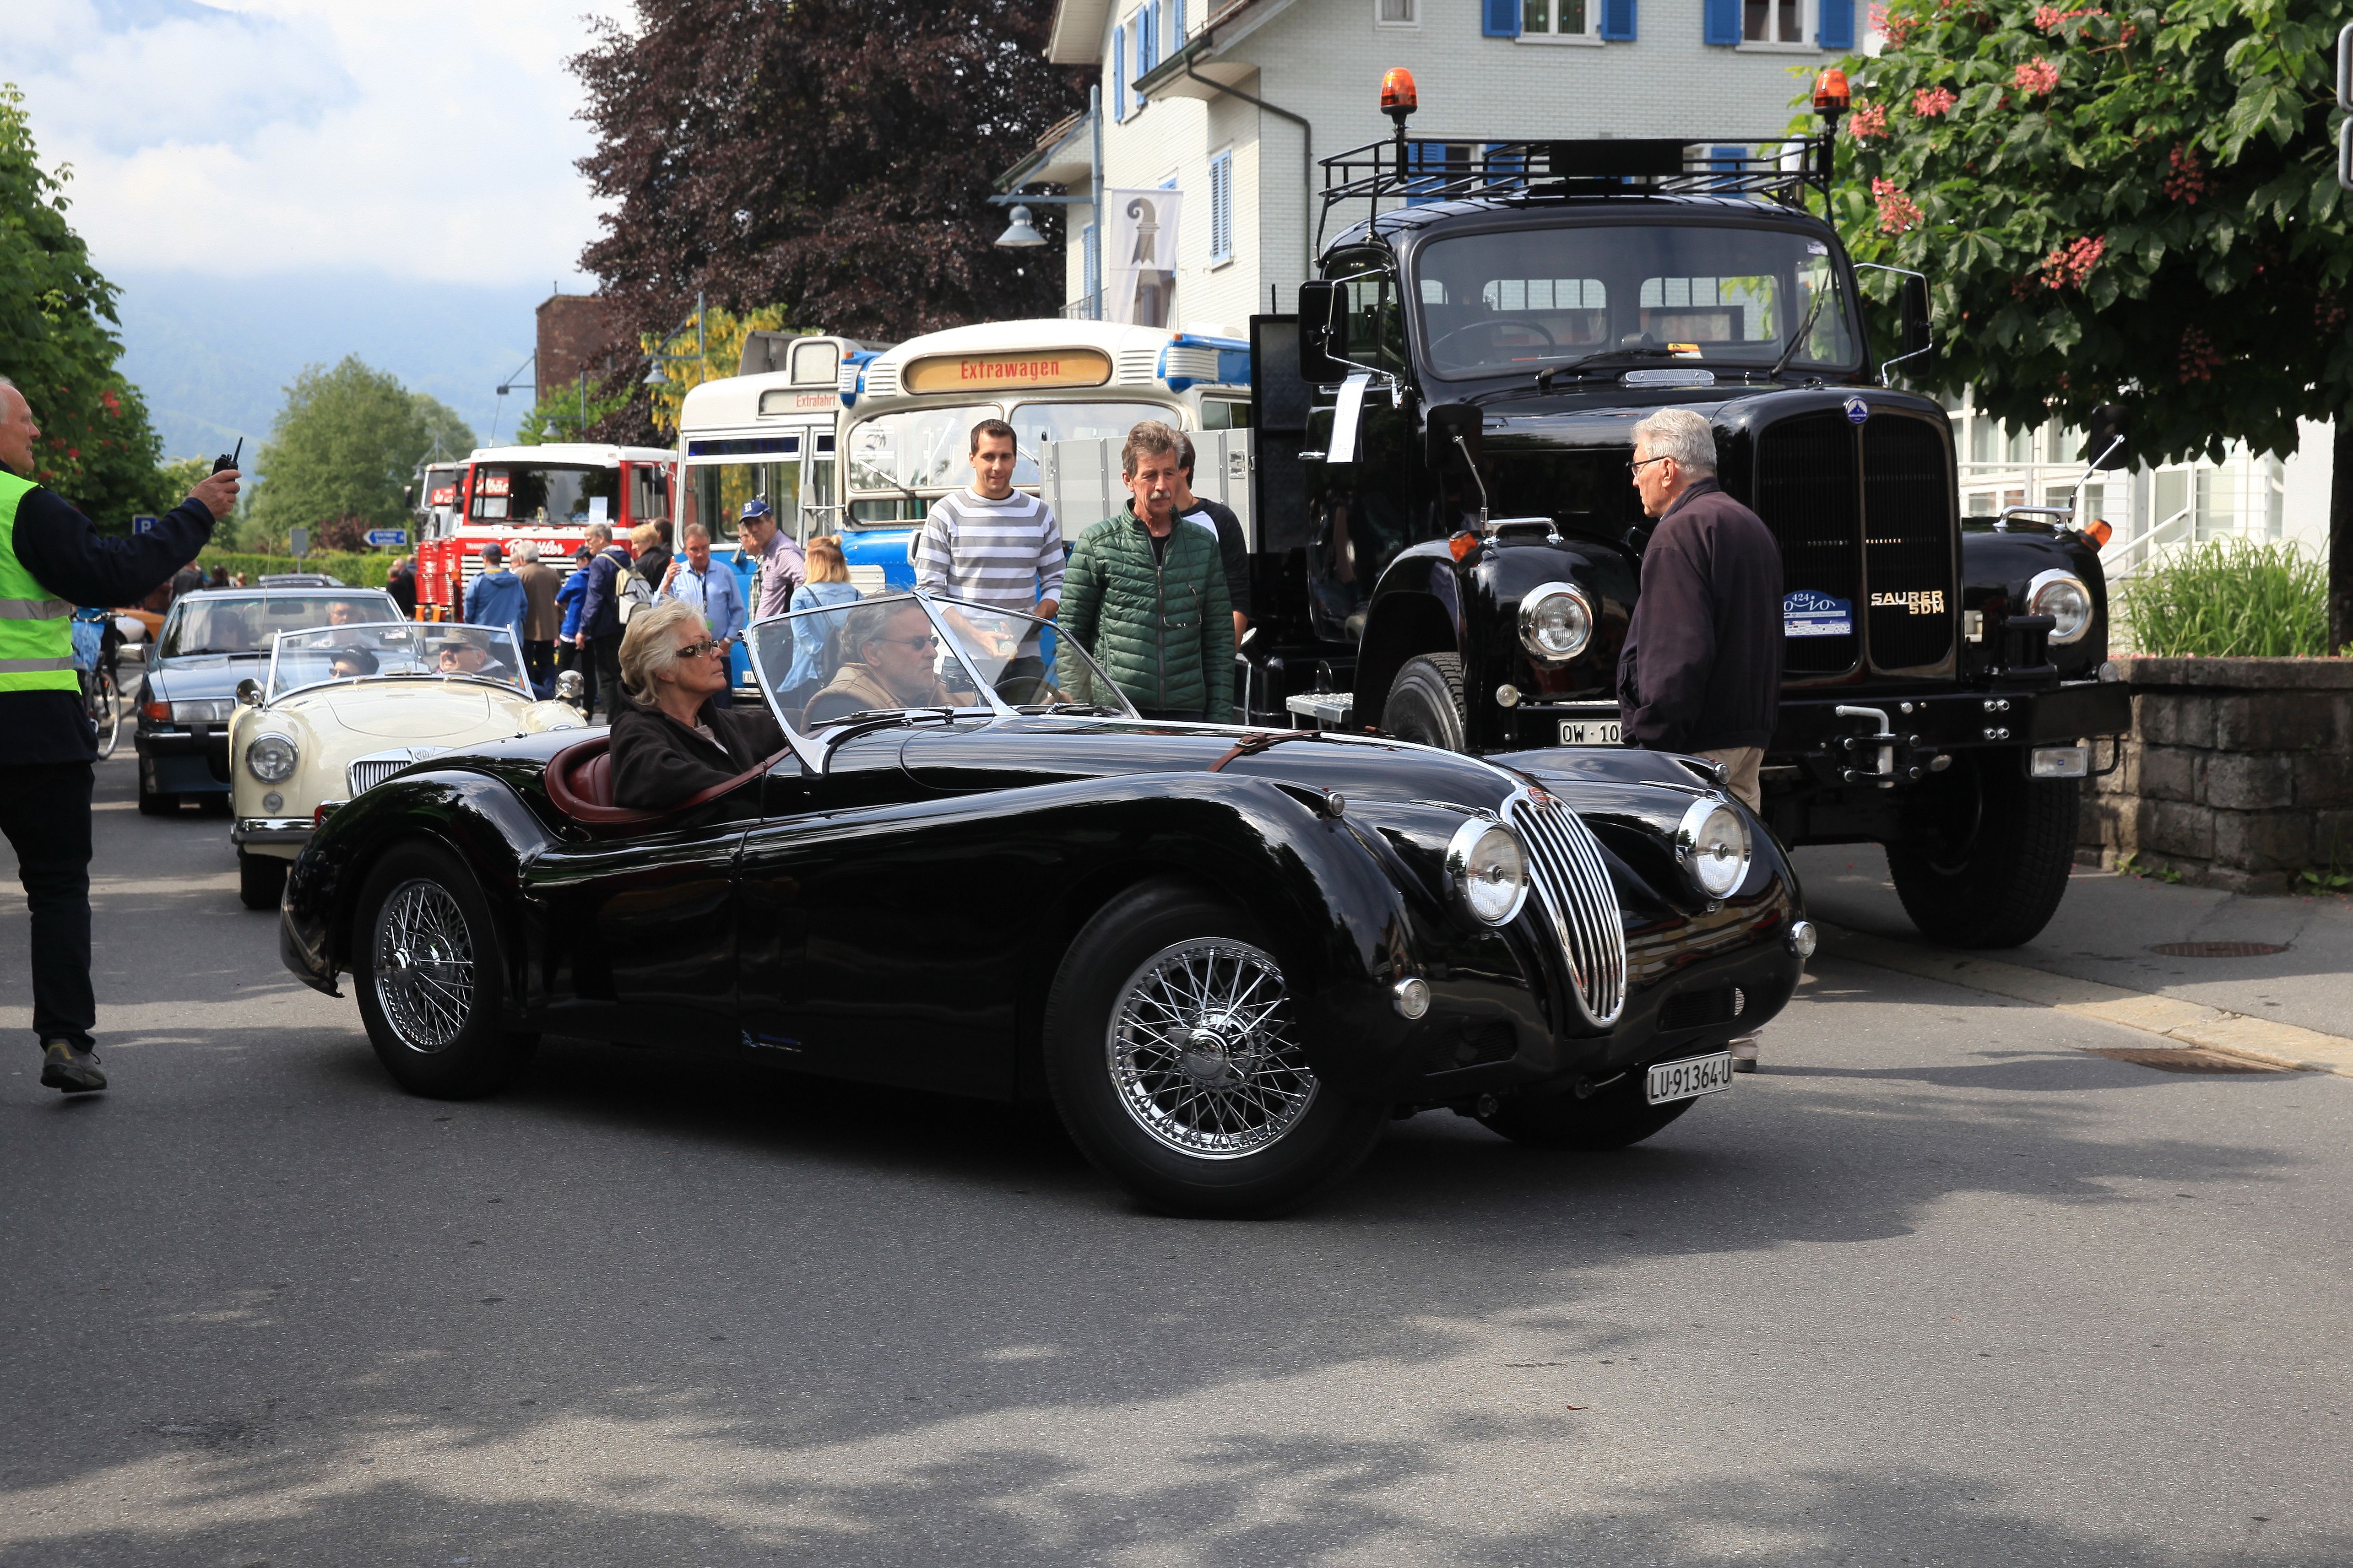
[245,733,299,784]
[1517,582,1595,665]
[1446,818,1530,926]
[1675,796,1751,900]
[2026,569,2093,645]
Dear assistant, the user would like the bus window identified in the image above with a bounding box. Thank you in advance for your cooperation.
[472,464,619,524]
[1199,400,1253,430]
[629,465,668,526]
[689,462,799,545]
[846,405,998,519]
[1005,401,1183,485]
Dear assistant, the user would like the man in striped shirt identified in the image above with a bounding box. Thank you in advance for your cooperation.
[913,418,1064,622]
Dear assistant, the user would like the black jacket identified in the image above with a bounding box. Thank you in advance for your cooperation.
[579,545,633,641]
[1180,498,1251,617]
[607,696,786,813]
[1616,476,1784,754]
[1,482,214,767]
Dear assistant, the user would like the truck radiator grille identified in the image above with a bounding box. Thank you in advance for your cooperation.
[1752,411,1861,676]
[1503,788,1627,1027]
[1861,415,1957,672]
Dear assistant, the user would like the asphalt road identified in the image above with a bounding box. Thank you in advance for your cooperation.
[3,753,2350,1567]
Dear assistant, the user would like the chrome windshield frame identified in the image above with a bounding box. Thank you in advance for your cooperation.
[746,589,1135,775]
[263,621,532,705]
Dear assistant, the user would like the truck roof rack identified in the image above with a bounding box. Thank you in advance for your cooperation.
[1316,135,1835,250]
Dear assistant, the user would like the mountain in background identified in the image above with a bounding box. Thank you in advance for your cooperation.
[109,269,565,470]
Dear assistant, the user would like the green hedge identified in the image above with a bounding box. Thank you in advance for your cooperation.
[195,549,397,589]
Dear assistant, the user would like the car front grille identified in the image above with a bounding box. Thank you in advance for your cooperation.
[1752,406,1957,677]
[347,757,409,795]
[1502,788,1627,1027]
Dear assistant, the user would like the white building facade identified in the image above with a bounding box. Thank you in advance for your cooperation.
[1005,0,1861,333]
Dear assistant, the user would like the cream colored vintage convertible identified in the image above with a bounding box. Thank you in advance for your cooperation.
[228,622,586,908]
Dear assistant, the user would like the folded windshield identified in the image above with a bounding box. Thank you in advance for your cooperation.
[265,622,529,701]
[1411,224,1860,380]
[746,592,1136,733]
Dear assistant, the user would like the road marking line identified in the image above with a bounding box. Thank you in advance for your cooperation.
[1816,922,2353,1078]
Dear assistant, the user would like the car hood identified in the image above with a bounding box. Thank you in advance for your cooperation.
[314,685,499,739]
[145,654,271,698]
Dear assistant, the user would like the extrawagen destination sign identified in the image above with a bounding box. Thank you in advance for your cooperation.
[903,348,1113,394]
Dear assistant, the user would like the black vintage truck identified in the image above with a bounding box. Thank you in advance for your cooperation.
[1236,74,2131,949]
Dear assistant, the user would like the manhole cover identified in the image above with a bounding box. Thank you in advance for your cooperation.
[2147,941,2289,958]
[2088,1046,2287,1074]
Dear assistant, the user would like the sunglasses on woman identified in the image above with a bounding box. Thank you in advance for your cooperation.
[675,638,723,660]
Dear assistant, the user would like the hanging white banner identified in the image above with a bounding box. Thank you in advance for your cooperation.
[1104,187,1183,328]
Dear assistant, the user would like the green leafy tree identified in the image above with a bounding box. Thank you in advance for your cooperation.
[0,82,168,530]
[249,357,474,538]
[1830,0,2353,644]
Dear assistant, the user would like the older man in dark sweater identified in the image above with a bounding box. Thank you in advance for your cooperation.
[1616,406,1783,810]
[1616,405,1783,1072]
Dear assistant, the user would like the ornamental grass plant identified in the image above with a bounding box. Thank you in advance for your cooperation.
[2114,539,2330,657]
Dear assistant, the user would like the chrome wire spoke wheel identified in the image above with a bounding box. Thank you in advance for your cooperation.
[1107,938,1317,1159]
[372,878,477,1054]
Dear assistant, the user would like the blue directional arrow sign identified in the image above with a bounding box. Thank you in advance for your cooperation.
[365,528,409,547]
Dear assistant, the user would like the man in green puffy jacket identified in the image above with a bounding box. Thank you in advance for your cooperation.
[1057,421,1232,721]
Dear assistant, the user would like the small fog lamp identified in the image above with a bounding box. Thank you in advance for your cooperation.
[1392,976,1432,1020]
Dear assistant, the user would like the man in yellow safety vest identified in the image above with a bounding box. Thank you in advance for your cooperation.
[0,376,239,1092]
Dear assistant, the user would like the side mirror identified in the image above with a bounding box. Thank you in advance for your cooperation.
[1899,274,1931,359]
[1237,625,1263,662]
[2083,403,2131,470]
[1426,401,1484,471]
[555,669,586,707]
[1296,281,1346,384]
[235,677,263,707]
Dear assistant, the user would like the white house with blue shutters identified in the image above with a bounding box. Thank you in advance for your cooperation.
[999,0,1860,335]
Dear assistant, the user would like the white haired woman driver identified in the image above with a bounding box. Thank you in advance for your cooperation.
[606,598,786,812]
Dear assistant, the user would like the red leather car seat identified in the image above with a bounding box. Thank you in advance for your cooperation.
[544,733,789,832]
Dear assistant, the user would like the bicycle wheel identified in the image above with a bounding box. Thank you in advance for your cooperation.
[89,669,122,760]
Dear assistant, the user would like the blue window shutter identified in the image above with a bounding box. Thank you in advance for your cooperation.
[1082,223,1100,298]
[1483,0,1520,37]
[1702,0,1739,44]
[1599,0,1635,39]
[1173,0,1186,43]
[1816,0,1853,48]
[1113,24,1126,119]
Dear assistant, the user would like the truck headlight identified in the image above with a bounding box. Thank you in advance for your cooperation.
[1675,796,1751,900]
[246,733,299,784]
[2026,569,2093,645]
[1518,582,1594,664]
[1446,818,1529,926]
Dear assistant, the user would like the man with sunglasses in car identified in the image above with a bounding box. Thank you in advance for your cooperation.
[802,600,978,725]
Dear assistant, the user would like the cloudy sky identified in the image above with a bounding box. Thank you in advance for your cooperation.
[6,0,633,457]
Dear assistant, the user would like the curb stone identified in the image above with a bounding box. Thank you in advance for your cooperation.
[1814,922,2353,1078]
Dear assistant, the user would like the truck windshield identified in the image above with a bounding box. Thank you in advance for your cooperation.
[471,463,621,524]
[1412,224,1860,380]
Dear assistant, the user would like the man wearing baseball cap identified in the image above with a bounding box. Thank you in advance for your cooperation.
[736,497,804,622]
[462,541,527,649]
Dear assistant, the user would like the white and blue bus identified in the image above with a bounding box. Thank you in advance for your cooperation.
[833,319,1253,591]
[672,335,888,696]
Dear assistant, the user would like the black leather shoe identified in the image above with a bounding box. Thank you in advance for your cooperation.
[39,1042,106,1094]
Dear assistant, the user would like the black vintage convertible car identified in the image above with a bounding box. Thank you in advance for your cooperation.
[278,592,1814,1216]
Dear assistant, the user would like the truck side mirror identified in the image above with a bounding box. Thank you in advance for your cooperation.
[1900,274,1931,359]
[1425,401,1483,471]
[1296,281,1345,384]
[2083,403,2131,470]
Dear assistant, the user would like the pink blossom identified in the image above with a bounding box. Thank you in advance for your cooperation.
[1912,86,1957,117]
[2039,235,2105,290]
[1872,177,1924,233]
[1848,103,1889,140]
[2014,58,2060,96]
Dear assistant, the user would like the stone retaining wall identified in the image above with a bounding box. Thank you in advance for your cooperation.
[2078,656,2353,893]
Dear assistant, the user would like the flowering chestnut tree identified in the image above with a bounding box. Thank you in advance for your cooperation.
[1829,0,2353,642]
